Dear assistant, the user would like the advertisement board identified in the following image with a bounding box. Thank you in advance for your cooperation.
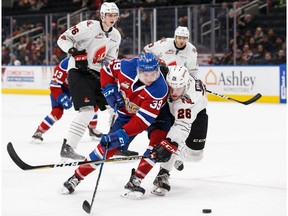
[2,65,287,103]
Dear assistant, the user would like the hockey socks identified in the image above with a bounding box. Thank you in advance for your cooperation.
[67,106,94,149]
[75,145,119,179]
[38,106,63,133]
[135,129,168,179]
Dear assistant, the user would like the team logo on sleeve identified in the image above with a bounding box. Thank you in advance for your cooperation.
[181,94,193,104]
[121,81,130,89]
[86,20,92,27]
[165,49,174,54]
[95,33,104,38]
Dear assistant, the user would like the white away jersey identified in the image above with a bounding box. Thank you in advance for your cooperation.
[57,20,121,72]
[143,38,199,77]
[166,78,208,145]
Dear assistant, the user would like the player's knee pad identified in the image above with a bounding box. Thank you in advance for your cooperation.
[77,106,95,125]
[51,106,64,120]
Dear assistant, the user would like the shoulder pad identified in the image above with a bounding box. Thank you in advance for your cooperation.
[59,57,69,70]
[146,74,168,99]
[120,57,138,79]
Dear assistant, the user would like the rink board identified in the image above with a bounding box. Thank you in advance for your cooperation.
[1,65,287,104]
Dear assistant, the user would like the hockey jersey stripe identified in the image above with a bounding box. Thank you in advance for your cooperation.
[136,110,155,126]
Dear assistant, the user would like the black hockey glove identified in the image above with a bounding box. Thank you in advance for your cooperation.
[159,58,169,78]
[152,138,178,163]
[68,47,88,71]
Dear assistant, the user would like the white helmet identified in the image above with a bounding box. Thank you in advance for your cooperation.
[166,66,190,89]
[174,26,190,40]
[100,2,119,18]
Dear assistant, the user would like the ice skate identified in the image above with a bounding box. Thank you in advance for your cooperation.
[115,150,139,157]
[151,168,170,196]
[62,174,81,194]
[174,160,184,171]
[31,131,44,143]
[31,130,44,143]
[60,139,85,160]
[88,126,103,138]
[121,168,145,199]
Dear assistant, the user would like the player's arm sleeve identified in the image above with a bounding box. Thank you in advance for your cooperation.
[50,85,63,100]
[100,60,119,88]
[105,32,121,63]
[49,67,67,99]
[122,99,165,136]
[143,40,159,54]
[187,47,200,78]
[57,20,92,53]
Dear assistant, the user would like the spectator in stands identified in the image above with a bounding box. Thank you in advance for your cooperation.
[8,53,21,66]
[267,28,276,44]
[248,37,257,53]
[23,55,33,65]
[228,49,248,65]
[218,50,233,65]
[273,49,286,64]
[238,13,256,34]
[261,51,274,65]
[178,16,188,26]
[2,45,10,65]
[262,35,276,53]
[198,4,210,26]
[140,7,151,47]
[254,27,265,44]
[217,1,229,31]
[242,44,253,62]
[249,44,265,64]
[274,36,284,51]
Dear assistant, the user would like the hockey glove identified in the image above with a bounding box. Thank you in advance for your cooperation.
[159,59,169,78]
[68,47,88,71]
[102,84,125,110]
[152,138,178,162]
[100,129,129,150]
[57,94,72,109]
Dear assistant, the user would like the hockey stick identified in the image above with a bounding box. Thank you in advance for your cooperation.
[206,89,262,105]
[6,142,150,171]
[82,105,116,214]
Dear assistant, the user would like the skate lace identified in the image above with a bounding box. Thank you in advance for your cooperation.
[156,173,169,185]
[69,176,80,188]
[33,132,42,138]
[131,175,142,187]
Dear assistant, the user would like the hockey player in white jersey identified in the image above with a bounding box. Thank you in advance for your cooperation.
[57,2,121,160]
[143,26,199,78]
[122,65,208,198]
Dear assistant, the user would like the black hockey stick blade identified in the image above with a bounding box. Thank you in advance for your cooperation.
[7,142,35,170]
[206,89,262,105]
[82,200,92,214]
[239,93,262,105]
[7,142,151,171]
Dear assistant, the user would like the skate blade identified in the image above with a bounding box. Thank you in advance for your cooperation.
[30,138,43,144]
[151,187,168,196]
[121,189,144,199]
[58,186,73,195]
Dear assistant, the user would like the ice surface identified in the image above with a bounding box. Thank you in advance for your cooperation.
[1,94,286,216]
